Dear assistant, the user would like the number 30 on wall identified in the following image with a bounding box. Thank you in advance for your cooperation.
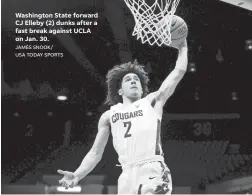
[193,122,212,136]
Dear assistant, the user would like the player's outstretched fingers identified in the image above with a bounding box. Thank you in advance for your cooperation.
[59,178,65,185]
[69,181,74,188]
[66,181,72,189]
[57,170,72,176]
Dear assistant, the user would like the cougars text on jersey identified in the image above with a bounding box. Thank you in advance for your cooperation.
[112,110,143,123]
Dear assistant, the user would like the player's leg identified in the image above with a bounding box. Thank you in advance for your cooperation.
[117,168,136,194]
[118,171,129,194]
[137,161,172,194]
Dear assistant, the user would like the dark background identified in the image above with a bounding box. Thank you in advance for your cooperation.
[2,0,251,113]
[1,0,252,190]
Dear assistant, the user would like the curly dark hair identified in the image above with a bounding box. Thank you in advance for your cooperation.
[105,60,149,105]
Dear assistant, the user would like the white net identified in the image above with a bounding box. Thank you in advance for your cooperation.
[124,0,180,46]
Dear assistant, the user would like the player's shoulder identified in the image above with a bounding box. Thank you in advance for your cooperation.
[100,110,110,120]
[110,102,122,109]
[98,110,111,126]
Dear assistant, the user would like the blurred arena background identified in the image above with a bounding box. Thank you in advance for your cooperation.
[1,0,252,193]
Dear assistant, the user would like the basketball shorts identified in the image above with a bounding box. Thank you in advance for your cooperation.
[118,161,172,194]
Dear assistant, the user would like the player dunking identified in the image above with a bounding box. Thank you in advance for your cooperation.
[58,40,188,194]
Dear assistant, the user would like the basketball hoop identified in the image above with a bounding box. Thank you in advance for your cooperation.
[123,0,180,46]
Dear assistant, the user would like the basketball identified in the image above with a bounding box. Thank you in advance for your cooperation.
[170,15,188,46]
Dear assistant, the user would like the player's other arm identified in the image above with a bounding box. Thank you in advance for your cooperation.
[58,110,110,186]
[74,110,110,180]
[150,40,188,106]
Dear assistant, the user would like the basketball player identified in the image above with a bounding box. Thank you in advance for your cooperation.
[58,39,188,194]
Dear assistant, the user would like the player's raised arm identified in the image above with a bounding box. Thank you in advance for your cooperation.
[151,40,188,106]
[58,110,111,188]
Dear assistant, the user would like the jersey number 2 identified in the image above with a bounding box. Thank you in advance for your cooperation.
[124,121,132,138]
